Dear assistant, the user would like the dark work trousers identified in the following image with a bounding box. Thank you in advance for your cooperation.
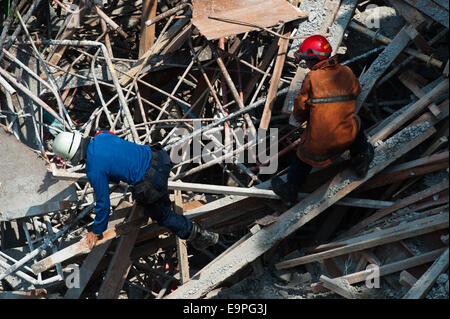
[142,149,193,239]
[287,127,370,188]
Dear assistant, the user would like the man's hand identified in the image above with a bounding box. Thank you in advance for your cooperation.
[86,231,99,249]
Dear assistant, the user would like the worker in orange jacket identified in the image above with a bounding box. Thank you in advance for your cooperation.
[271,35,374,205]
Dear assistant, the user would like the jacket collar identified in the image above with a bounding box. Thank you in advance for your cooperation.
[310,55,338,70]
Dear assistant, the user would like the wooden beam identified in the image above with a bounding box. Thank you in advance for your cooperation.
[275,213,448,269]
[32,206,148,274]
[49,171,394,209]
[320,275,355,299]
[328,0,358,56]
[368,78,449,143]
[259,29,290,130]
[312,248,445,292]
[359,158,448,191]
[119,13,191,86]
[98,205,143,299]
[165,124,437,299]
[139,0,157,58]
[403,248,449,299]
[244,39,279,104]
[356,25,415,113]
[388,0,426,29]
[63,202,133,299]
[402,0,449,28]
[174,190,190,284]
[347,179,449,236]
[399,270,418,289]
[399,70,441,116]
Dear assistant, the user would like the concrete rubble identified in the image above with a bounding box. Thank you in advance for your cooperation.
[0,0,448,299]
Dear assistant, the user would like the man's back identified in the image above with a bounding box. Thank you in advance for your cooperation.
[86,132,152,185]
[85,132,153,234]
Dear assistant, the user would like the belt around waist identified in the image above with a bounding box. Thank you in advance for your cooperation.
[145,149,159,180]
[310,94,356,104]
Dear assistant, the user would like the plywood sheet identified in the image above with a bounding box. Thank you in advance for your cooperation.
[192,0,308,40]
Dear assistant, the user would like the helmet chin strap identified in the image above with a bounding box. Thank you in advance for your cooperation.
[70,137,90,165]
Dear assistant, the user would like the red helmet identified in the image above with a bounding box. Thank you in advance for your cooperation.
[295,35,332,62]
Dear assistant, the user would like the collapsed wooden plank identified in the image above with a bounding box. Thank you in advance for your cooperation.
[355,24,415,113]
[119,13,191,86]
[328,0,359,55]
[402,0,449,28]
[49,171,393,209]
[388,0,426,28]
[31,207,148,274]
[399,270,418,289]
[259,30,290,130]
[63,202,133,299]
[346,179,449,236]
[320,275,356,299]
[369,78,449,143]
[139,0,157,58]
[98,205,142,299]
[359,151,449,191]
[165,124,437,299]
[311,248,445,292]
[403,248,449,299]
[275,213,448,269]
[174,190,190,285]
[399,70,441,116]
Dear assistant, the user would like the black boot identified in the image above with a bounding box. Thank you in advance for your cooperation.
[351,143,374,178]
[187,222,219,250]
[271,176,300,206]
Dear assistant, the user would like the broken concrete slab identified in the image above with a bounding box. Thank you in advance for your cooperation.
[0,129,78,214]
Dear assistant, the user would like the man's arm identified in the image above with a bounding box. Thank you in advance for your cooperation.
[87,169,111,236]
[292,74,312,123]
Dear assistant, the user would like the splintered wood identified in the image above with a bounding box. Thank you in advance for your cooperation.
[0,0,448,300]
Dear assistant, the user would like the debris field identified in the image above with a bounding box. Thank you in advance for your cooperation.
[0,0,448,299]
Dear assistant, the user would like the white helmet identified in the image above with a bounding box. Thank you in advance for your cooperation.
[53,131,82,161]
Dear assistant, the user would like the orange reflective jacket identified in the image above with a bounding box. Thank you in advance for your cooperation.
[293,56,361,167]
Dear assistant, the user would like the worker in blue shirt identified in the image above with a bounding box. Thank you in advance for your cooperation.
[52,130,219,250]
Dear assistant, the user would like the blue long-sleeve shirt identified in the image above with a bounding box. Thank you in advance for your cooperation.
[85,132,152,235]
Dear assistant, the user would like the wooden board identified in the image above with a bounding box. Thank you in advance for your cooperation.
[403,248,449,298]
[139,0,157,58]
[320,275,355,298]
[347,179,449,236]
[260,30,290,130]
[98,205,143,299]
[191,0,307,40]
[63,202,133,299]
[388,0,426,28]
[398,70,441,116]
[402,0,449,28]
[275,213,448,269]
[174,190,190,285]
[356,25,414,113]
[312,248,445,291]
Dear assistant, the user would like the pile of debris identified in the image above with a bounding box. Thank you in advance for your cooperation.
[0,0,448,299]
